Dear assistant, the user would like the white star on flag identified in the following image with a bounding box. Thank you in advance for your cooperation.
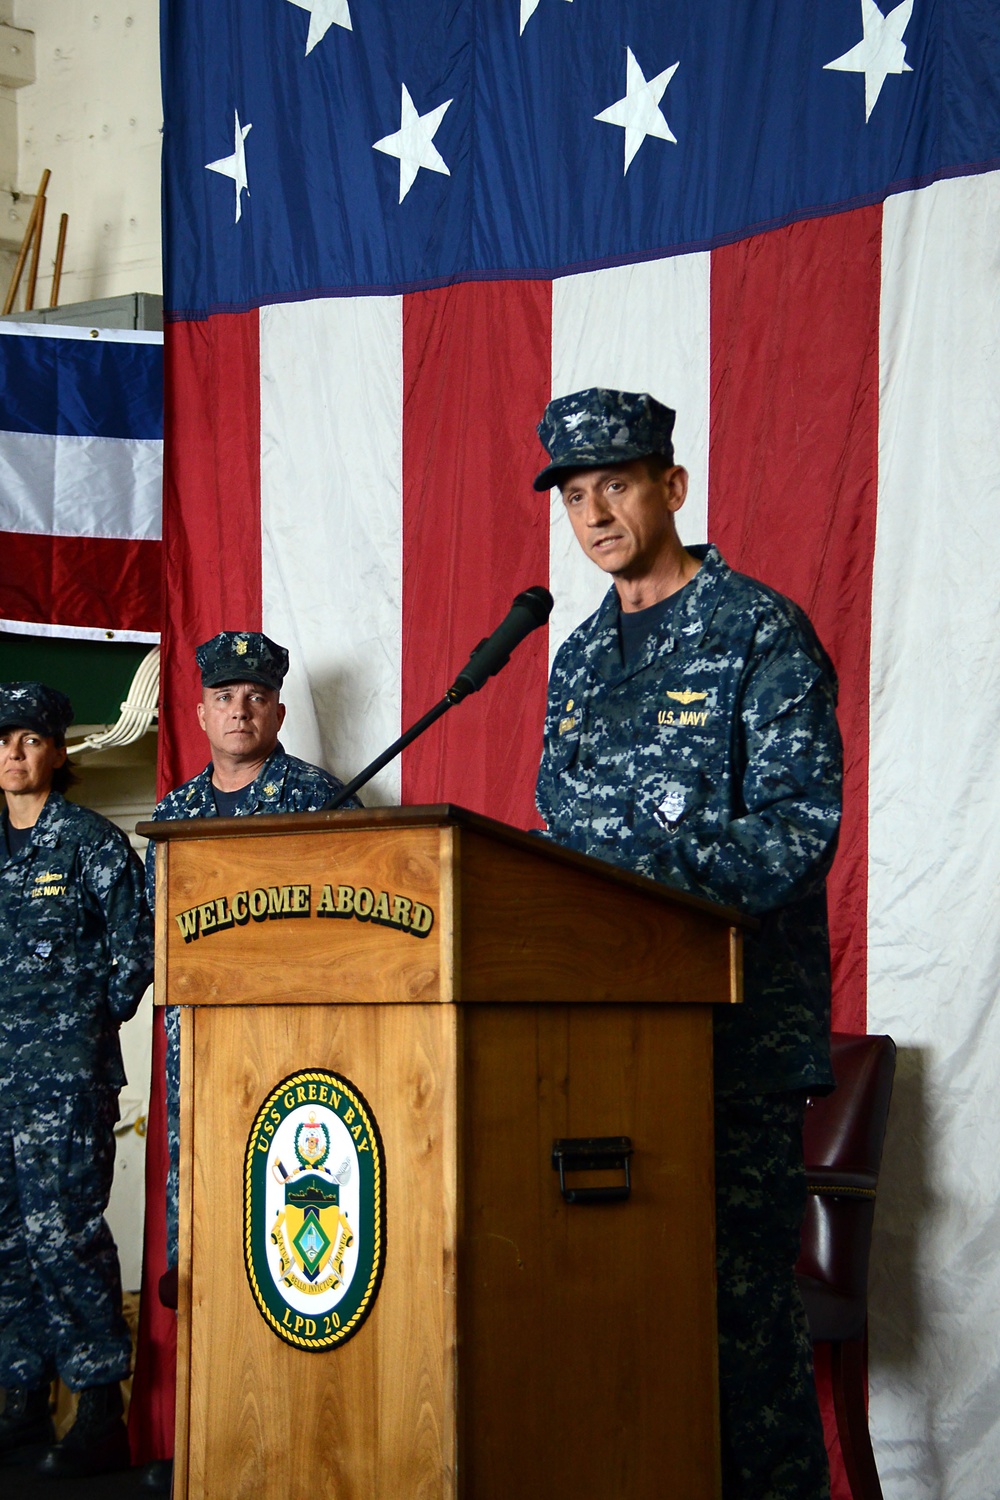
[519,0,571,38]
[595,48,679,175]
[373,85,453,204]
[287,0,352,57]
[824,0,913,122]
[205,110,252,223]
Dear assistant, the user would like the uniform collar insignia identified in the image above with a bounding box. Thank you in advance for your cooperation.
[583,546,727,686]
[23,795,63,845]
[674,544,725,648]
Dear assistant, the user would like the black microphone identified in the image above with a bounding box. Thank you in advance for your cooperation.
[325,585,554,809]
[447,586,554,701]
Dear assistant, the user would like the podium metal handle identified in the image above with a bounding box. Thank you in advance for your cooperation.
[551,1136,632,1204]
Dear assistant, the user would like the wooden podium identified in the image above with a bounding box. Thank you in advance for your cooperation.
[145,805,746,1500]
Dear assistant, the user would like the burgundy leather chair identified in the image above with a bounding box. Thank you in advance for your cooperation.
[796,1032,897,1500]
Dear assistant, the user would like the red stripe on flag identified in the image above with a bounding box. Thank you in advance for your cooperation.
[130,311,263,1468]
[127,1011,173,1467]
[400,281,552,826]
[709,206,881,1038]
[0,531,160,636]
[709,208,882,1500]
[157,313,263,797]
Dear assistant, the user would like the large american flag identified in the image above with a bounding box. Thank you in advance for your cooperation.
[135,2,1000,1493]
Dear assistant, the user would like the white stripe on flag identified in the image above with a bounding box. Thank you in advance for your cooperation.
[548,254,711,664]
[867,169,1000,1495]
[259,296,404,802]
[0,430,163,540]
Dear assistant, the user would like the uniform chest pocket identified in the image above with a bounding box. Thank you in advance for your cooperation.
[653,697,719,731]
[623,764,724,854]
[23,883,78,949]
[545,726,581,774]
[26,872,76,904]
[24,927,74,965]
[650,701,728,771]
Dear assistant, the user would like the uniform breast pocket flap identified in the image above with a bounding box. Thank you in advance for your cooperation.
[546,729,580,774]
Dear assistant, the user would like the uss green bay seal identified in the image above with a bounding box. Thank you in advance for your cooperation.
[244,1069,386,1350]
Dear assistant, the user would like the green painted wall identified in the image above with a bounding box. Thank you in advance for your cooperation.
[0,633,152,725]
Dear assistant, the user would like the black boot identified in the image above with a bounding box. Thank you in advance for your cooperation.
[0,1385,55,1464]
[36,1380,130,1480]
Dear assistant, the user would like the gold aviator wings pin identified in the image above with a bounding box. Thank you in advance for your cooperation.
[666,690,708,706]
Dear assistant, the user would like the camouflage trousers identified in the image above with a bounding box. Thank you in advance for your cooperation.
[165,1005,181,1268]
[0,1089,131,1389]
[715,1092,830,1500]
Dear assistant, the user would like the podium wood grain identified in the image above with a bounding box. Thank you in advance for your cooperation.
[146,808,742,1500]
[164,826,446,1007]
[176,1002,458,1500]
[459,1002,718,1497]
[159,817,739,1010]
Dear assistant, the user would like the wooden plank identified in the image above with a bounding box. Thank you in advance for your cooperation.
[730,927,744,1006]
[153,842,169,1005]
[439,825,459,1004]
[164,826,445,1007]
[458,1003,720,1500]
[162,821,738,1011]
[458,828,738,1006]
[183,1003,457,1500]
[174,1007,195,1500]
[139,802,751,933]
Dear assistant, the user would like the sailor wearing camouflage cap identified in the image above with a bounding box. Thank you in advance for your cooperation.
[535,386,700,609]
[0,680,75,740]
[0,682,153,1476]
[192,632,292,789]
[195,629,290,691]
[534,388,841,1499]
[533,387,677,493]
[146,630,362,1284]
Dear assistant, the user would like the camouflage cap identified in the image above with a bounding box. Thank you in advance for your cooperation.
[0,681,74,738]
[533,387,676,491]
[196,631,289,691]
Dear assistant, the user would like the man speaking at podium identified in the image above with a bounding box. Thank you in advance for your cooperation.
[147,631,361,1275]
[534,390,842,1500]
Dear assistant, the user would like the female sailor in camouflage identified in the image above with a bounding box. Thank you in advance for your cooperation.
[0,681,154,1478]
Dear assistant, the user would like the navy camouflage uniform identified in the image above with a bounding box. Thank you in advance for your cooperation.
[146,744,360,1265]
[537,544,841,1499]
[0,793,154,1390]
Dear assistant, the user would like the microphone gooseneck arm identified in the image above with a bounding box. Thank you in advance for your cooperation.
[325,585,553,811]
[325,692,455,810]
